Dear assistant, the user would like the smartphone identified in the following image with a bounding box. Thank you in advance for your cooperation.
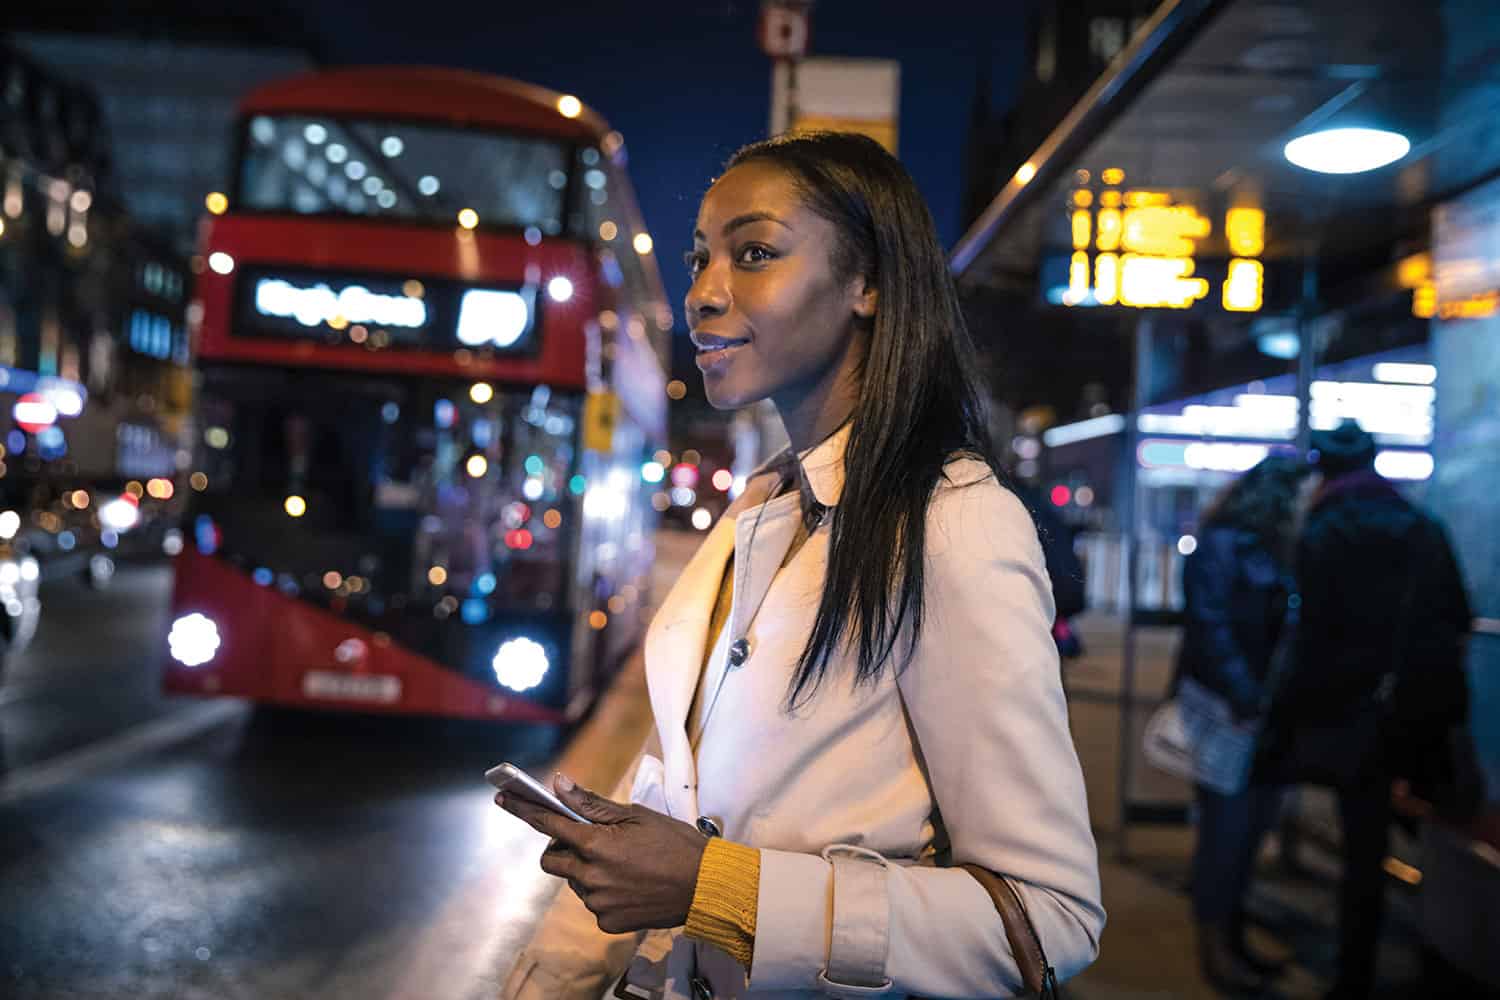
[485,762,593,824]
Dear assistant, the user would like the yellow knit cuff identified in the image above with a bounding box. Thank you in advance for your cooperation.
[684,837,760,969]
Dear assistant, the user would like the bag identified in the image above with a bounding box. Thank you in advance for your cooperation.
[1144,676,1262,795]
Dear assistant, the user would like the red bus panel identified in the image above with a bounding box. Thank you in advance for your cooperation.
[193,215,593,385]
[164,550,564,723]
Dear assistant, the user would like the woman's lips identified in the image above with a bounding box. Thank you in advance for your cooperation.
[694,339,748,373]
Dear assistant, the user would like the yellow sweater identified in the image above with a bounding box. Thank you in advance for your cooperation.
[685,837,761,968]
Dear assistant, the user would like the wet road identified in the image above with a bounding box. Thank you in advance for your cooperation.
[0,564,571,999]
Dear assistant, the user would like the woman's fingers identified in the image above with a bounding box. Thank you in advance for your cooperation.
[539,843,578,880]
[494,793,590,849]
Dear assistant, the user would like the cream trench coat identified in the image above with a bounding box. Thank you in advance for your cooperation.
[502,425,1104,999]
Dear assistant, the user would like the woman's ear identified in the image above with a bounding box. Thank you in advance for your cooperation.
[852,278,878,320]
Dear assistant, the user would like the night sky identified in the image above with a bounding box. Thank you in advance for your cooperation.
[302,1,1033,321]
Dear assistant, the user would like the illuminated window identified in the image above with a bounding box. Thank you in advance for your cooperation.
[239,114,568,232]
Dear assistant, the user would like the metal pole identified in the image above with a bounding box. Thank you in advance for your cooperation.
[786,56,801,130]
[1295,253,1319,454]
[1116,313,1153,861]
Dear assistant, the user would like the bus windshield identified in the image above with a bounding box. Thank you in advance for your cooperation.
[239,114,570,233]
[190,366,581,633]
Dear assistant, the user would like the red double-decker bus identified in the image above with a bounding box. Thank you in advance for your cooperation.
[163,68,669,724]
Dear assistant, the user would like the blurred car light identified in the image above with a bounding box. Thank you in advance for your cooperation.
[100,496,141,532]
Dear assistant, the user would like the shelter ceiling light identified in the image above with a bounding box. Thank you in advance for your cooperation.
[1283,127,1410,174]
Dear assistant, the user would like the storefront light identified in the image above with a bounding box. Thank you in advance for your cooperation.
[1256,330,1298,359]
[1374,450,1434,481]
[1372,363,1436,385]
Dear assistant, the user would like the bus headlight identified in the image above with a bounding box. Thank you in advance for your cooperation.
[492,636,549,693]
[169,613,221,667]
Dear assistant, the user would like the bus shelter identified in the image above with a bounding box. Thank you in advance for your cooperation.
[951,0,1500,904]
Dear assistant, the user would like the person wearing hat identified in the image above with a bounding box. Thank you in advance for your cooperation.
[1266,419,1472,999]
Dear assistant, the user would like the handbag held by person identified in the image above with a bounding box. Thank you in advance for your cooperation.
[1144,675,1263,795]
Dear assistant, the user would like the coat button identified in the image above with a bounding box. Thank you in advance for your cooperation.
[690,976,714,1000]
[727,638,751,668]
[696,815,722,838]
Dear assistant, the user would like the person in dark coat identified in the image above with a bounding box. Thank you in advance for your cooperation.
[1268,420,1472,1000]
[1177,456,1310,994]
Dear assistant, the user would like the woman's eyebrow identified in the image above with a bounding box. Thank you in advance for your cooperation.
[693,211,793,240]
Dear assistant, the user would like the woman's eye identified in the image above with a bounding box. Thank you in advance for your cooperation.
[684,251,708,277]
[736,244,775,266]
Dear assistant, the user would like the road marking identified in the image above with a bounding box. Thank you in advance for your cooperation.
[0,699,245,805]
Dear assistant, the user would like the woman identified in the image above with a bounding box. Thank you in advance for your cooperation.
[497,132,1103,999]
[1176,456,1309,995]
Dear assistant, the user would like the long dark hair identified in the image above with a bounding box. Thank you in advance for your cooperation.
[724,132,1004,709]
[1199,455,1309,559]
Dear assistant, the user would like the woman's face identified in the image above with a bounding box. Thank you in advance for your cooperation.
[685,161,874,413]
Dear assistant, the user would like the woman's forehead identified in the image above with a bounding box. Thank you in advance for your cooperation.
[697,162,804,230]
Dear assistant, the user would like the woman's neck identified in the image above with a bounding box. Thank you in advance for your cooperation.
[774,335,864,454]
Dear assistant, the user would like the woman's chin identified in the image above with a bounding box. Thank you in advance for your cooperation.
[703,380,757,411]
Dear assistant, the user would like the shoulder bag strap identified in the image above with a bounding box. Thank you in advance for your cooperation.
[959,864,1059,997]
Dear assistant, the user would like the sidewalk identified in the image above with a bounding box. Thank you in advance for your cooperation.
[1062,613,1428,999]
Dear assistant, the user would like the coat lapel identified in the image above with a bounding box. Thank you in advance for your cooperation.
[643,515,735,819]
[691,492,803,741]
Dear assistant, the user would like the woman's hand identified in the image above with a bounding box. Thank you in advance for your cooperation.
[496,774,708,934]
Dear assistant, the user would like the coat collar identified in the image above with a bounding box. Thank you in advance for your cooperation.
[762,420,851,509]
[801,420,851,508]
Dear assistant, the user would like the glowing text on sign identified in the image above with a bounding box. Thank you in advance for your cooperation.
[1120,205,1211,256]
[1118,255,1209,309]
[1059,185,1265,312]
[254,278,428,329]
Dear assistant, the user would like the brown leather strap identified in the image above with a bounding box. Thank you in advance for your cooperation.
[959,864,1057,997]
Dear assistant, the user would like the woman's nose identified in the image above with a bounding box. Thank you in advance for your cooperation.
[685,266,728,322]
